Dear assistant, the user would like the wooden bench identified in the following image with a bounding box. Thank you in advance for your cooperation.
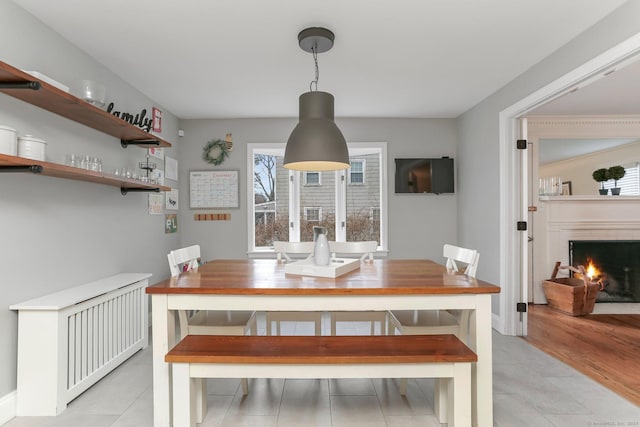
[165,334,477,427]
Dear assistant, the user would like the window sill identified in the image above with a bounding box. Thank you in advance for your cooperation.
[247,249,389,259]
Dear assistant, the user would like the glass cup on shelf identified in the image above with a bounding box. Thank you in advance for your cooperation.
[80,155,91,170]
[79,80,107,107]
[65,153,80,167]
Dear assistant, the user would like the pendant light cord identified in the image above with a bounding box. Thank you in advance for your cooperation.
[309,45,319,92]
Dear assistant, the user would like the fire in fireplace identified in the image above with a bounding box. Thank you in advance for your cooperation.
[569,240,640,303]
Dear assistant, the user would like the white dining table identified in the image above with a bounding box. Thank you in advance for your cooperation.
[146,259,500,427]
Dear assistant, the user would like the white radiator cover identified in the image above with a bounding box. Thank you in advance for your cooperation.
[10,273,151,416]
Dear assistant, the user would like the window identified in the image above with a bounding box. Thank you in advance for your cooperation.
[603,163,640,195]
[370,207,380,222]
[247,143,387,253]
[304,171,321,185]
[349,160,365,184]
[304,207,322,222]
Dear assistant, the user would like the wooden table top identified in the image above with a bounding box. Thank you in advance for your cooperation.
[147,259,500,296]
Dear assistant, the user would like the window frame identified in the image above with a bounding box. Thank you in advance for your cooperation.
[348,159,366,185]
[304,171,322,186]
[304,207,322,222]
[247,142,388,255]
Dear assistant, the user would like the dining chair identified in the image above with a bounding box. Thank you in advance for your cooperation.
[387,243,480,395]
[168,245,257,396]
[269,241,323,335]
[327,241,388,335]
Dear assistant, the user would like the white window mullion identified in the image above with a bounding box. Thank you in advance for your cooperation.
[335,170,347,242]
[289,171,301,241]
[247,150,258,251]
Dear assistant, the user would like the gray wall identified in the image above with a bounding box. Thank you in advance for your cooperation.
[0,1,180,396]
[177,118,458,261]
[457,0,640,314]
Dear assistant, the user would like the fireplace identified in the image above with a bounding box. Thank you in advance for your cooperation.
[569,240,640,303]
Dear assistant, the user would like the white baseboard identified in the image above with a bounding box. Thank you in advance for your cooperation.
[492,312,505,335]
[0,391,16,426]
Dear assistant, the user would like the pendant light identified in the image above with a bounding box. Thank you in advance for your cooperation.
[284,27,350,171]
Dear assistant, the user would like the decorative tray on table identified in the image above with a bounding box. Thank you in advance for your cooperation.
[284,258,360,278]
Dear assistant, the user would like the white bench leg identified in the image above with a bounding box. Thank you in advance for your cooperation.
[434,378,449,423]
[449,362,472,427]
[241,378,249,395]
[194,378,207,423]
[172,363,196,427]
[399,378,408,396]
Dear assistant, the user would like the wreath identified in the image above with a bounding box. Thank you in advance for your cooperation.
[202,139,230,165]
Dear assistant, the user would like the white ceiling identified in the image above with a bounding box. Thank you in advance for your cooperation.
[530,59,640,116]
[11,0,631,120]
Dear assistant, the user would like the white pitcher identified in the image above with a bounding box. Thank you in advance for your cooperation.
[313,226,330,266]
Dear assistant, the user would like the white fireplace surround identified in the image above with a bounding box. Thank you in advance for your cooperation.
[534,196,640,309]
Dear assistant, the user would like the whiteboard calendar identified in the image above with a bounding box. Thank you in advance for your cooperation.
[189,170,239,209]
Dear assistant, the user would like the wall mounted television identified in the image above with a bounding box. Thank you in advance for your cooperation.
[394,157,454,194]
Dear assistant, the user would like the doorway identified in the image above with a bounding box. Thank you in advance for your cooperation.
[499,32,640,336]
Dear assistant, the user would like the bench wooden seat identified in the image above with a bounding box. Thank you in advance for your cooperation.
[166,334,477,427]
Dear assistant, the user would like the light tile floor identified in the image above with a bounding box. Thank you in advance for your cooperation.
[4,313,639,427]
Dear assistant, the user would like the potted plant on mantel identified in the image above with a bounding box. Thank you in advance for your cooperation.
[592,168,610,195]
[608,165,626,195]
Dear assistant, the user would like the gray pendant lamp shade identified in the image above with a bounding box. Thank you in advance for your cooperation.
[284,27,350,171]
[284,91,349,171]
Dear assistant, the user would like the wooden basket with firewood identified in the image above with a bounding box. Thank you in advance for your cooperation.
[542,261,602,316]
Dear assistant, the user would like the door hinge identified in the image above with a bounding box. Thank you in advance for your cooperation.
[289,175,294,182]
[528,206,537,212]
[516,139,527,149]
[517,221,527,231]
[516,302,527,313]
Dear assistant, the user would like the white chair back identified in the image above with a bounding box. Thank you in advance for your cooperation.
[168,245,201,277]
[443,244,479,277]
[273,241,315,262]
[329,241,378,261]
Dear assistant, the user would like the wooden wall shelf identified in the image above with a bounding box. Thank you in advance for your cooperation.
[0,154,171,194]
[0,61,171,148]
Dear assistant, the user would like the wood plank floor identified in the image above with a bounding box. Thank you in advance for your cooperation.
[525,304,640,406]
